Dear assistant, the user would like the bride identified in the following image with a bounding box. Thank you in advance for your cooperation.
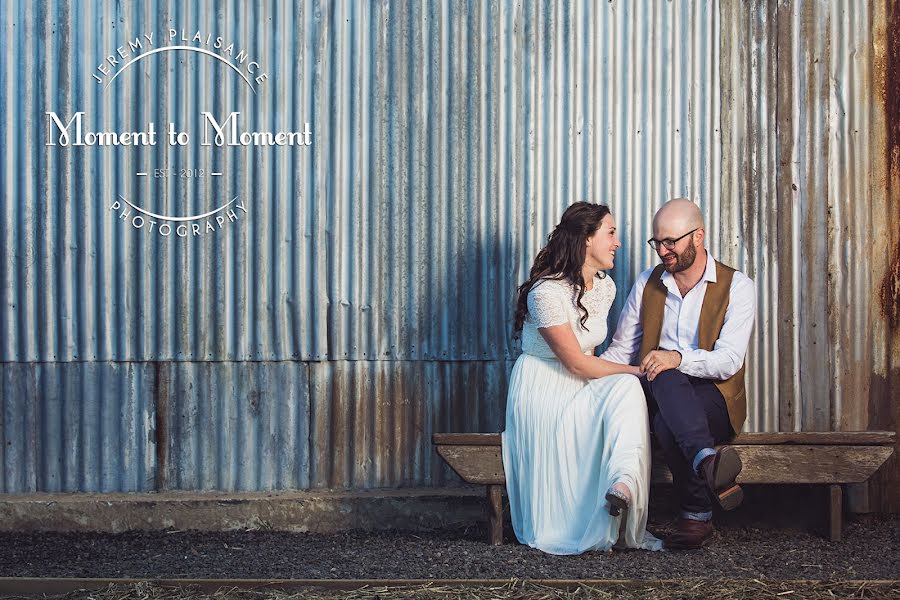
[502,202,663,554]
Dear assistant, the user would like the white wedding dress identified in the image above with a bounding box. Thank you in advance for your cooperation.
[502,275,663,554]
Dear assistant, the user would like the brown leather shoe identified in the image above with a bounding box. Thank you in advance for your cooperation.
[664,518,715,550]
[699,446,744,511]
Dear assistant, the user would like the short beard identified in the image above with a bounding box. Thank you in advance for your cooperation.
[664,242,697,273]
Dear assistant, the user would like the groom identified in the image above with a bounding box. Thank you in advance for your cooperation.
[601,198,756,549]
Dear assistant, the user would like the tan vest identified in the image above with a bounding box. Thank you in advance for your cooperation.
[638,261,747,435]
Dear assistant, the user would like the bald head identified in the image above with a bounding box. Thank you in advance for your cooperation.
[652,198,704,240]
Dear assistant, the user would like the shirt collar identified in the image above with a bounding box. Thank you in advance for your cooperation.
[660,250,717,293]
[702,251,717,283]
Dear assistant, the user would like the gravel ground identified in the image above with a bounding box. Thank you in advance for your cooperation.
[0,488,898,581]
[2,518,899,580]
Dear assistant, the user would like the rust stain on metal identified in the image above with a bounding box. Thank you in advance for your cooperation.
[883,251,900,331]
[882,1,900,332]
[875,0,900,513]
[886,1,900,174]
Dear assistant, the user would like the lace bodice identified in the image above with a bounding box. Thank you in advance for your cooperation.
[521,275,616,359]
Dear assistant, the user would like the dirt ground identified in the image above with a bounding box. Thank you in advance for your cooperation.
[0,486,897,583]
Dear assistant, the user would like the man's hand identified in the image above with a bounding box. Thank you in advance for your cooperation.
[640,350,682,381]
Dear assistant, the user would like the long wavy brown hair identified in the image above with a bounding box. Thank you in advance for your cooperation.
[514,202,611,332]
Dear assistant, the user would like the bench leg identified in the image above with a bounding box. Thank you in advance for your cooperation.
[828,484,842,542]
[487,484,503,545]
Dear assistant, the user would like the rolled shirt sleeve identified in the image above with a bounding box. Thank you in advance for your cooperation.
[677,273,756,380]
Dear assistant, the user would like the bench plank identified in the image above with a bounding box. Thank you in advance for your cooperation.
[438,444,895,485]
[733,432,895,446]
[432,431,896,447]
[653,446,895,484]
[435,446,505,485]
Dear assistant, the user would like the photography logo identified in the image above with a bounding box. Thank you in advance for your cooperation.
[45,28,312,239]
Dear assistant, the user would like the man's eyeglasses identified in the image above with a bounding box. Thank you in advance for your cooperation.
[647,228,698,251]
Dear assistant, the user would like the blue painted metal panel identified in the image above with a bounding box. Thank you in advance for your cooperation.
[0,363,156,493]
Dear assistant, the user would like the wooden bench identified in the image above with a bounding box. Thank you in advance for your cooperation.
[433,431,896,545]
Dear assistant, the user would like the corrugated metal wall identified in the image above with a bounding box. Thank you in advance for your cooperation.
[721,0,897,436]
[2,0,721,364]
[1,1,895,497]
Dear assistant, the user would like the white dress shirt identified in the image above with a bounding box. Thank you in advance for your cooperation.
[600,252,756,380]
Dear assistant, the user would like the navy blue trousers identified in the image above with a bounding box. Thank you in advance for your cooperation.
[641,369,734,514]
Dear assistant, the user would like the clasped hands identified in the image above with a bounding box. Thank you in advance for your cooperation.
[640,349,682,381]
